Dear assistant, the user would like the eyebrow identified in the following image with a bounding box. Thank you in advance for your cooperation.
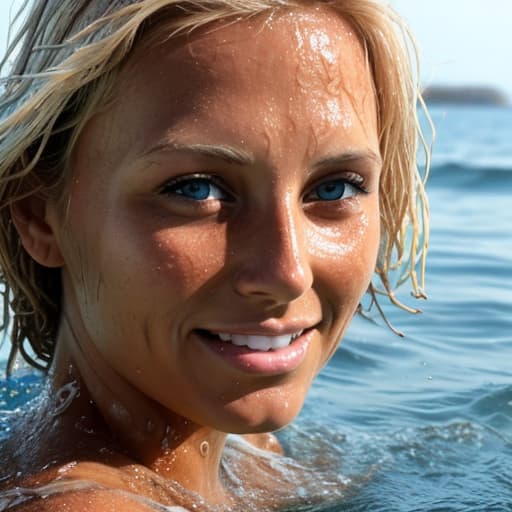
[140,142,255,166]
[313,150,383,169]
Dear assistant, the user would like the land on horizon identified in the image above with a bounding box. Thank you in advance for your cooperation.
[422,85,509,106]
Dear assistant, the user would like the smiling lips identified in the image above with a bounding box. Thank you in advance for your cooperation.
[197,327,315,375]
[215,331,304,351]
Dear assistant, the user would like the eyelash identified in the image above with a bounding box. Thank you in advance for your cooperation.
[159,173,232,201]
[159,172,367,202]
[304,173,368,202]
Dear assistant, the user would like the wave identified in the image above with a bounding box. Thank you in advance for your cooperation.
[431,159,512,174]
[428,161,512,190]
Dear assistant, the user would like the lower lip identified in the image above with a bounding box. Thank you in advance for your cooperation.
[197,330,314,376]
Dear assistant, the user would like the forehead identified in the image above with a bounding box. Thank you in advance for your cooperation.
[183,8,368,82]
[92,6,377,162]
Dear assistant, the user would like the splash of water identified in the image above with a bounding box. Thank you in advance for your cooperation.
[0,479,190,511]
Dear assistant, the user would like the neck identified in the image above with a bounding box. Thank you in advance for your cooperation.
[49,324,229,504]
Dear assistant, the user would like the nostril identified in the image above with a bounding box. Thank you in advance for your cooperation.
[230,215,313,303]
[231,262,312,304]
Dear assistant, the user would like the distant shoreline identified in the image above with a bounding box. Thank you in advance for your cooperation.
[422,85,509,106]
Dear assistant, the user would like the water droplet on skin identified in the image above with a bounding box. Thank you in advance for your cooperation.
[110,401,130,422]
[52,381,79,417]
[74,415,96,435]
[200,441,209,457]
[57,461,78,474]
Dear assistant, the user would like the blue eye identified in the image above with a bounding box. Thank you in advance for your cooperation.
[162,177,226,201]
[307,179,358,202]
[316,180,346,200]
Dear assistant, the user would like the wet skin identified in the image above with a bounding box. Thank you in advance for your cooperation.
[7,5,381,509]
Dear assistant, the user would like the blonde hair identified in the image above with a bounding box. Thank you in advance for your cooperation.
[0,0,432,375]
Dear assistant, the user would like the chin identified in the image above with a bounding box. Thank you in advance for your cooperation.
[216,393,305,434]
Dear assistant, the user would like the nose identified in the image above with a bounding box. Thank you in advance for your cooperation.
[231,201,313,305]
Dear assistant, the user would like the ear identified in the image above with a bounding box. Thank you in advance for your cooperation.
[10,195,64,268]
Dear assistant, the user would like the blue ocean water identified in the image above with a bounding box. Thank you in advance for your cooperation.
[1,105,512,510]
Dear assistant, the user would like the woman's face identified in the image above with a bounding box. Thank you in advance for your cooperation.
[53,7,381,433]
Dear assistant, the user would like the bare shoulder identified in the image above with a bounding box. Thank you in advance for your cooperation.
[3,460,177,512]
[242,432,284,455]
[8,488,159,511]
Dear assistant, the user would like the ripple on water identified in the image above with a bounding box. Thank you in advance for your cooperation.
[0,373,44,441]
[469,384,512,431]
[295,420,512,512]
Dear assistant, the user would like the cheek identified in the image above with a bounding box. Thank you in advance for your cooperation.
[100,194,230,291]
[63,204,230,342]
[147,224,228,294]
[307,205,380,287]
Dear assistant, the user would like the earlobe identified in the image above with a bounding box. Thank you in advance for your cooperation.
[10,196,64,268]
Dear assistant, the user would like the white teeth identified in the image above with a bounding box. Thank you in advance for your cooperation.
[215,331,304,351]
[246,336,274,351]
[272,335,295,349]
[231,336,247,347]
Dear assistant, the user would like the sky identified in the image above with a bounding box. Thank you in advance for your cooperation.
[0,0,511,100]
[390,0,512,101]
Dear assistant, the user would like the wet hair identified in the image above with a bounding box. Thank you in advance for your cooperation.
[0,0,432,375]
